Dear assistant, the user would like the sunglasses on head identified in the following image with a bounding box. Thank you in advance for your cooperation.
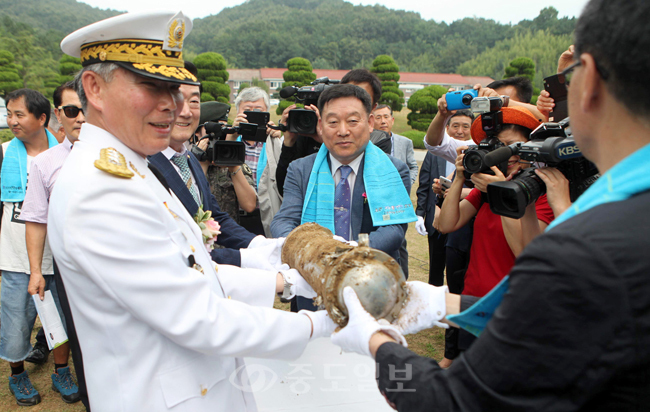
[59,105,84,118]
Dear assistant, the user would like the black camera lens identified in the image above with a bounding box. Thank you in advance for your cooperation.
[295,113,316,133]
[462,93,474,106]
[487,169,547,218]
[289,109,318,135]
[463,150,488,174]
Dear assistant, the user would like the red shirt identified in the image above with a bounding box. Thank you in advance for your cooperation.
[462,189,554,297]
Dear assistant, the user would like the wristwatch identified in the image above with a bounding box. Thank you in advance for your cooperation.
[229,166,242,177]
[278,271,294,300]
[500,95,510,107]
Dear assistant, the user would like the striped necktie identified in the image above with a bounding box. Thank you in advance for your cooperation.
[334,165,353,240]
[171,154,201,207]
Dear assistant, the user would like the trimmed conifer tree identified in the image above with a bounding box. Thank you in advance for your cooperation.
[371,55,404,112]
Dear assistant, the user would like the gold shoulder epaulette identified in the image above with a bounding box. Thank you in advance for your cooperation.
[94,148,134,179]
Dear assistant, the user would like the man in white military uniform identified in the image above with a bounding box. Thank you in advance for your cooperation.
[48,11,334,411]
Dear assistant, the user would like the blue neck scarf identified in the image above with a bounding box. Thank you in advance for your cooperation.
[1,130,59,202]
[448,142,650,336]
[237,136,267,189]
[301,142,417,233]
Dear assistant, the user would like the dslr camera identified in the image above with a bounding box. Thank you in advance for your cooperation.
[278,77,339,135]
[486,118,599,218]
[461,96,509,186]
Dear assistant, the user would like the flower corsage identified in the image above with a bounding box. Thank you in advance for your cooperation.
[194,207,221,251]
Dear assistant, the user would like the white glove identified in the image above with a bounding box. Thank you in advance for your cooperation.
[415,216,428,236]
[332,235,358,247]
[394,281,449,335]
[240,236,286,271]
[248,235,285,249]
[300,310,338,340]
[279,266,317,299]
[331,287,407,357]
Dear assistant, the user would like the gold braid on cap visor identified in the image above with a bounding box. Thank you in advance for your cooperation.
[79,39,197,82]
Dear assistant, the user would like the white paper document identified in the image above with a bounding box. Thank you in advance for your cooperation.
[32,291,68,350]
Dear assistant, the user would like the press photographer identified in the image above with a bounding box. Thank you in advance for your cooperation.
[278,77,338,135]
[222,87,284,236]
[434,104,570,352]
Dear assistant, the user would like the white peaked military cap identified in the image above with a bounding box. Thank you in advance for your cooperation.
[60,10,199,85]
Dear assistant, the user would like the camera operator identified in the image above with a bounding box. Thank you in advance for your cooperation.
[196,102,258,222]
[275,103,323,197]
[425,85,544,164]
[434,106,570,350]
[226,87,283,237]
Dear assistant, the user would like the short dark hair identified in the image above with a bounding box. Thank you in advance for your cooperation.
[317,84,372,116]
[5,88,51,126]
[374,104,393,116]
[340,69,382,106]
[53,82,76,108]
[574,0,650,119]
[184,61,203,94]
[450,109,474,122]
[487,77,533,104]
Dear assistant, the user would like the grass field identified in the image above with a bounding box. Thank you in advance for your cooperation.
[0,112,441,410]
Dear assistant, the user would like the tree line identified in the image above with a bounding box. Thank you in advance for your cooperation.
[0,0,573,103]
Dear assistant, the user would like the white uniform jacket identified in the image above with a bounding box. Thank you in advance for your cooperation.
[47,124,312,412]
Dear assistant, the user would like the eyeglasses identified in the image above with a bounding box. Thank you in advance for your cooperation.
[59,105,84,118]
[559,61,581,86]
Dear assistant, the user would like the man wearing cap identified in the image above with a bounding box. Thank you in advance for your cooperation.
[148,65,274,269]
[48,11,335,411]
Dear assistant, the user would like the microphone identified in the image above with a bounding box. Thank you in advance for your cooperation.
[484,145,517,167]
[279,86,298,99]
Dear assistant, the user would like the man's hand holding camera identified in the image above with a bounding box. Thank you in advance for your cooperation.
[279,104,321,147]
[535,167,571,216]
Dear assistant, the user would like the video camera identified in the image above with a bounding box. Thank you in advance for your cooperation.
[189,121,252,166]
[461,96,508,186]
[486,118,599,218]
[190,108,272,166]
[278,77,339,135]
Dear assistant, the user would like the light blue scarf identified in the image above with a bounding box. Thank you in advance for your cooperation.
[448,142,650,336]
[236,135,267,189]
[301,142,417,233]
[1,130,59,202]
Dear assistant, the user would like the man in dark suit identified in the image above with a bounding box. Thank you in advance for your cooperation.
[271,85,414,309]
[415,151,448,286]
[148,65,268,267]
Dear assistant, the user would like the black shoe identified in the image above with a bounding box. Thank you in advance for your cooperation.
[24,342,50,365]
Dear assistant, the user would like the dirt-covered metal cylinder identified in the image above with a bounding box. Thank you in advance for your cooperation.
[281,223,406,326]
